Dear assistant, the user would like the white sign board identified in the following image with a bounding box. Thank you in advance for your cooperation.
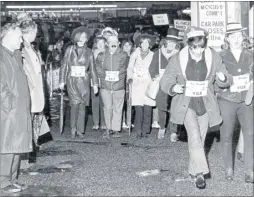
[198,1,226,47]
[174,20,191,38]
[152,14,169,26]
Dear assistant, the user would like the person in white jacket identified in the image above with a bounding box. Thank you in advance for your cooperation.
[127,34,156,138]
[20,16,49,163]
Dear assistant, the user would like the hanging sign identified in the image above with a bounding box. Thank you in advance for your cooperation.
[198,1,227,47]
[174,20,191,38]
[152,14,169,26]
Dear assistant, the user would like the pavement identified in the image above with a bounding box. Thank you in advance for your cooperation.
[4,105,253,196]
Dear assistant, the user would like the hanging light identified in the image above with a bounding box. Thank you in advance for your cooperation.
[6,4,118,9]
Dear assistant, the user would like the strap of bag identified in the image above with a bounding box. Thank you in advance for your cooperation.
[159,48,161,71]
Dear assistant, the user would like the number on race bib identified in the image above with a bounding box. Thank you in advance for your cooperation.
[71,66,86,77]
[185,80,208,97]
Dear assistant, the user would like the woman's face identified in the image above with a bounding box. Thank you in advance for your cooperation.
[163,40,177,52]
[227,31,243,50]
[97,39,106,50]
[140,39,150,51]
[77,32,88,47]
[26,28,37,43]
[123,42,132,53]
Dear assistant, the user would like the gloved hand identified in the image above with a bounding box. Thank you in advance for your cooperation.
[172,84,184,94]
[216,72,226,81]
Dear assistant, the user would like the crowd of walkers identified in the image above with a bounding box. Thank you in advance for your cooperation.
[0,12,253,194]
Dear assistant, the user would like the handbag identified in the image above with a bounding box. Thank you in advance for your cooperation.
[145,49,161,100]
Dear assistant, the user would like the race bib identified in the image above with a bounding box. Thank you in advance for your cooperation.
[230,74,250,92]
[105,71,119,82]
[159,69,165,78]
[185,80,208,97]
[71,66,86,77]
[134,67,149,77]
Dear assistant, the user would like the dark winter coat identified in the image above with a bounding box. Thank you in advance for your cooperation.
[59,45,99,105]
[0,45,33,154]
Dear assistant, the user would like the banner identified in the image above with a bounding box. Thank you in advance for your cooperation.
[174,20,191,38]
[152,14,169,26]
[198,1,226,47]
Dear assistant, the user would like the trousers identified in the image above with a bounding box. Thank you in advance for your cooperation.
[100,89,125,131]
[134,105,153,134]
[91,90,106,127]
[70,103,86,133]
[184,108,209,176]
[218,99,253,172]
[158,109,178,133]
[0,154,20,188]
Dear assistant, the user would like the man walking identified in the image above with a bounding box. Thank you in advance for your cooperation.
[96,35,129,138]
[0,23,33,193]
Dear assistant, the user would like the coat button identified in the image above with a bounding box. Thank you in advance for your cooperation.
[238,69,241,72]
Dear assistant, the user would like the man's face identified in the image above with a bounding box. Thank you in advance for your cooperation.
[227,31,243,50]
[163,40,177,52]
[107,36,119,53]
[9,28,23,50]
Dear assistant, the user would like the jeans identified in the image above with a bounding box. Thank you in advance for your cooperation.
[100,89,125,131]
[0,154,20,188]
[184,108,209,176]
[70,103,86,133]
[158,109,178,133]
[218,99,253,172]
[134,105,152,134]
[91,90,105,127]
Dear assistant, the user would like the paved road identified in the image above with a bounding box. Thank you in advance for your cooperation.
[7,108,253,196]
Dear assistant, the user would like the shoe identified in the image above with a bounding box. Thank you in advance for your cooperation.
[103,130,110,139]
[237,152,244,162]
[76,131,85,138]
[71,128,76,139]
[111,131,121,138]
[225,168,234,181]
[92,125,99,130]
[170,133,178,142]
[100,125,107,130]
[152,121,160,129]
[195,174,206,189]
[13,182,28,190]
[122,123,128,129]
[158,128,165,139]
[1,184,22,193]
[245,171,254,183]
[136,133,148,139]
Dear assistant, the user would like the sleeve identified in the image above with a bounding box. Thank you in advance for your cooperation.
[95,52,105,79]
[127,51,137,81]
[90,52,99,87]
[160,57,179,97]
[59,45,72,84]
[214,53,233,88]
[149,50,159,79]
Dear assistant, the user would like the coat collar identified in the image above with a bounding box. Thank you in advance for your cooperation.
[179,46,212,79]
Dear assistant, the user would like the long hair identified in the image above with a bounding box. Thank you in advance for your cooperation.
[121,39,134,54]
[159,38,181,50]
[221,31,249,50]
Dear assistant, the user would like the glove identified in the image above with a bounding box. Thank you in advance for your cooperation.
[93,86,99,94]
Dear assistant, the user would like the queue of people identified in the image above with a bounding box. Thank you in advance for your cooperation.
[0,12,253,194]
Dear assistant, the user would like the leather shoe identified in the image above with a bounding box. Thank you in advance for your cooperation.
[195,174,206,189]
[245,171,254,183]
[225,168,234,181]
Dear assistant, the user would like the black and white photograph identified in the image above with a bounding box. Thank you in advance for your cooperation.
[0,0,253,196]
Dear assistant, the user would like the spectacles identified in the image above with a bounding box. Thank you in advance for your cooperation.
[191,44,205,49]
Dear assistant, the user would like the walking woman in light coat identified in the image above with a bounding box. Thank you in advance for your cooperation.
[127,34,155,138]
